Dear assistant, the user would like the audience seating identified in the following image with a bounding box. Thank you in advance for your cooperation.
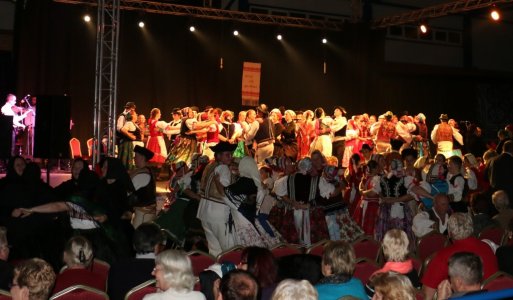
[478,225,506,246]
[416,231,448,261]
[161,228,184,250]
[0,289,11,300]
[188,250,216,277]
[69,138,82,159]
[124,279,157,300]
[270,243,303,258]
[353,257,380,284]
[305,240,329,257]
[419,252,436,279]
[351,236,380,262]
[408,254,422,276]
[216,245,245,264]
[86,138,94,158]
[481,271,513,291]
[49,285,108,300]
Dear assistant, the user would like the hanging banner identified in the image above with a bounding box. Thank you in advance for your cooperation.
[241,62,261,107]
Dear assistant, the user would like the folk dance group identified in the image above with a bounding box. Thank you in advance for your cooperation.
[116,101,471,256]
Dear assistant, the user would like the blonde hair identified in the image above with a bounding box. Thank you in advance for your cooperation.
[271,279,318,300]
[64,236,94,267]
[370,272,416,300]
[382,229,409,262]
[14,258,56,300]
[448,213,474,240]
[156,250,195,292]
[322,241,356,275]
[492,190,510,210]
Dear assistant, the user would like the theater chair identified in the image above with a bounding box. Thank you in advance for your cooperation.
[270,243,303,258]
[481,271,513,291]
[49,285,108,300]
[351,236,381,262]
[478,225,506,246]
[187,250,216,277]
[216,245,245,264]
[69,138,82,159]
[124,279,157,300]
[416,231,448,261]
[305,240,329,257]
[353,257,380,284]
[0,289,11,300]
[86,138,94,158]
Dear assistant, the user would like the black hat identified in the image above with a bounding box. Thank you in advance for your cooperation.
[134,145,154,161]
[439,114,449,121]
[125,102,136,109]
[210,141,237,154]
[256,104,269,115]
[359,144,373,152]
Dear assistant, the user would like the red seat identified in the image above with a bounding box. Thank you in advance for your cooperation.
[124,279,157,300]
[69,138,82,159]
[188,250,216,276]
[353,258,380,284]
[49,285,108,300]
[305,240,329,257]
[216,245,244,264]
[481,271,513,291]
[409,254,422,276]
[0,289,11,300]
[91,259,110,278]
[478,226,505,246]
[87,138,94,158]
[352,236,380,262]
[270,243,302,258]
[416,231,447,261]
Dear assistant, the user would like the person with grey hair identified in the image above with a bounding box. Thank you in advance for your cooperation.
[492,190,513,230]
[271,279,318,300]
[144,249,205,299]
[421,213,498,300]
[10,258,55,300]
[437,252,485,299]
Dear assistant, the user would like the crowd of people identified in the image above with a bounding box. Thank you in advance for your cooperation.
[1,100,513,300]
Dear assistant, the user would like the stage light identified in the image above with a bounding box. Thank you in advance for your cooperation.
[490,9,501,21]
[277,34,282,40]
[419,23,428,34]
[83,14,91,23]
[189,26,196,32]
[322,38,327,44]
[138,21,145,28]
[233,30,239,36]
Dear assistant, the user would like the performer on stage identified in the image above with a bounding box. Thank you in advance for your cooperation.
[116,102,136,144]
[146,108,167,164]
[310,107,333,158]
[412,113,430,158]
[254,104,275,164]
[331,106,347,168]
[431,114,464,157]
[371,111,397,153]
[167,107,199,167]
[1,94,18,118]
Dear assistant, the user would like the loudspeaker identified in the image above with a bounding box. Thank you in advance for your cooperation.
[0,115,13,158]
[34,95,71,158]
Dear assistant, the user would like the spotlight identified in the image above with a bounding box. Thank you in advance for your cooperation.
[189,26,196,32]
[490,9,501,21]
[233,30,239,36]
[322,38,327,44]
[83,14,91,23]
[419,23,428,34]
[138,21,145,28]
[276,34,282,41]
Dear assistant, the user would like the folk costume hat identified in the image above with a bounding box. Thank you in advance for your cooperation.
[439,114,449,121]
[209,141,237,153]
[134,145,154,161]
[125,102,136,109]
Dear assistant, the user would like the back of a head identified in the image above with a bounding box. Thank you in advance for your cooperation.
[13,258,56,300]
[448,252,483,288]
[133,222,165,254]
[156,249,195,293]
[271,279,318,300]
[370,272,416,300]
[64,236,94,268]
[241,247,277,288]
[322,241,356,276]
[492,190,510,211]
[0,226,6,247]
[220,270,258,300]
[382,229,409,262]
[448,213,474,240]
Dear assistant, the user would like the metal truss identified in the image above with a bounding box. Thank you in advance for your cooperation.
[54,0,346,31]
[374,0,513,28]
[92,0,120,165]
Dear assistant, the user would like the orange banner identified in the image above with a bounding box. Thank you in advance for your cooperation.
[241,62,261,106]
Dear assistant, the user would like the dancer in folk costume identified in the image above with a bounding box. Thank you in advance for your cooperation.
[353,159,381,237]
[431,114,464,157]
[374,159,416,249]
[297,110,315,159]
[310,107,334,158]
[354,114,373,155]
[167,107,199,167]
[219,156,282,248]
[146,108,168,164]
[344,153,365,215]
[341,115,360,168]
[118,110,144,170]
[412,113,430,158]
[371,111,397,153]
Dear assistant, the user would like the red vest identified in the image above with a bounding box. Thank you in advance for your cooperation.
[436,123,453,142]
[376,121,396,142]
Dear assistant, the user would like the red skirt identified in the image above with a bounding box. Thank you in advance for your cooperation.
[353,199,379,237]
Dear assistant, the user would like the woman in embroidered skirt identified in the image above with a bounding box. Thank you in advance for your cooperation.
[146,108,167,164]
[353,159,381,237]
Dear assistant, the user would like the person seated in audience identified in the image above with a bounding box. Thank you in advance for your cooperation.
[53,236,106,294]
[491,190,513,230]
[437,252,485,299]
[0,226,13,290]
[144,249,205,300]
[238,247,278,300]
[108,222,165,300]
[413,193,451,238]
[421,213,498,300]
[271,279,318,300]
[369,272,416,300]
[446,156,467,213]
[366,229,420,297]
[217,269,258,300]
[54,158,90,199]
[199,262,236,300]
[10,258,56,300]
[315,241,367,300]
[129,145,156,228]
[496,218,513,276]
[469,192,495,234]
